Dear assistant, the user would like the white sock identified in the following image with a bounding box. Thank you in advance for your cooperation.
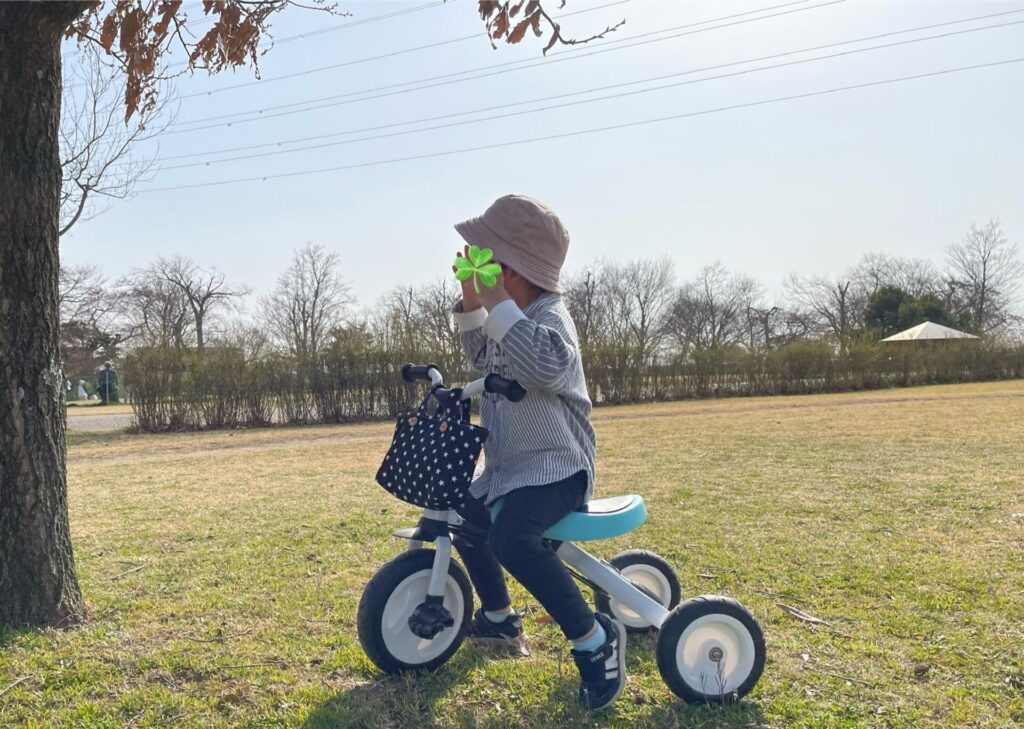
[485,609,512,623]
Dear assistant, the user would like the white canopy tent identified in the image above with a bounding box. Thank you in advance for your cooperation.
[881,321,979,342]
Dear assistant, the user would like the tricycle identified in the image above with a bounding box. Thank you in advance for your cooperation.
[357,364,766,703]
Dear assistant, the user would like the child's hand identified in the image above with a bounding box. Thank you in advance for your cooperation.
[453,245,482,311]
[477,270,511,311]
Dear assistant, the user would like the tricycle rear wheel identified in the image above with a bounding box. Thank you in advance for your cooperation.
[594,550,681,633]
[656,595,765,703]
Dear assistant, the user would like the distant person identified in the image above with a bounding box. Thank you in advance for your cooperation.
[78,380,88,399]
[94,361,119,404]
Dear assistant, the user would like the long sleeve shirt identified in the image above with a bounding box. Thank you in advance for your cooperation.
[453,292,596,506]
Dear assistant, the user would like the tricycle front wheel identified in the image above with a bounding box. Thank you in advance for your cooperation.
[357,548,472,674]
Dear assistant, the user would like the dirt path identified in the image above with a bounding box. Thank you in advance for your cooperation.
[67,413,135,431]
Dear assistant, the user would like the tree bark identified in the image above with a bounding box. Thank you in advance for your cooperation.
[0,1,91,629]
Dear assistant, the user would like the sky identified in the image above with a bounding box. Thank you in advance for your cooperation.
[59,0,1024,310]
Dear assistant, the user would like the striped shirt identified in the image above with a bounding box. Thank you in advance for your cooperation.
[453,292,596,506]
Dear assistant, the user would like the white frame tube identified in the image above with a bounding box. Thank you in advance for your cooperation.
[460,378,486,400]
[425,368,486,402]
[427,536,452,597]
[427,367,444,388]
[557,542,671,629]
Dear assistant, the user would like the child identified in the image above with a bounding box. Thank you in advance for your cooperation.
[449,194,626,710]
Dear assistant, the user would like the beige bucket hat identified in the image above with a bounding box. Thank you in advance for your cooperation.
[454,194,570,293]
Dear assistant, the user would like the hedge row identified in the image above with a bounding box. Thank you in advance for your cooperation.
[121,340,1024,432]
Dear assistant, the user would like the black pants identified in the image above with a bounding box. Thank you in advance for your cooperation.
[452,471,595,641]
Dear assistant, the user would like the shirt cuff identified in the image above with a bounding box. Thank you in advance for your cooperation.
[453,302,487,331]
[483,299,526,342]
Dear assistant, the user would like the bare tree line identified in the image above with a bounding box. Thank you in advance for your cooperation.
[60,221,1023,414]
[54,60,1022,386]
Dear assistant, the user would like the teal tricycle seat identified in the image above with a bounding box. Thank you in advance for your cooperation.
[491,494,648,542]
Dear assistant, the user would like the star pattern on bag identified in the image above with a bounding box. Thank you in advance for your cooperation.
[375,403,488,510]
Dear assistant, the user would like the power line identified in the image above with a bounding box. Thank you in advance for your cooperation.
[275,2,448,44]
[167,0,841,131]
[139,57,1024,193]
[154,10,1024,165]
[178,0,632,99]
[154,17,1024,171]
[172,0,829,125]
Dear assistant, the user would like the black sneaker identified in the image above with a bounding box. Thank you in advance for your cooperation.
[572,613,627,711]
[467,608,529,656]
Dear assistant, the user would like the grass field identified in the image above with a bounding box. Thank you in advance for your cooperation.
[3,381,1024,728]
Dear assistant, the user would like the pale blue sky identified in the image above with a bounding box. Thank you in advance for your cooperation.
[60,0,1024,308]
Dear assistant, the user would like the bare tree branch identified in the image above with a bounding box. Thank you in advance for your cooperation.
[147,256,250,352]
[666,263,763,353]
[259,243,353,358]
[785,273,861,353]
[59,46,177,237]
[477,0,625,54]
[946,220,1023,335]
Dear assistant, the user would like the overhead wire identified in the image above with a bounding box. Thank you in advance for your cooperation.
[154,17,1024,171]
[138,57,1024,193]
[166,0,845,132]
[178,0,633,99]
[151,10,1024,166]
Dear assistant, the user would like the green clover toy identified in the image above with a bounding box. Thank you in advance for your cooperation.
[453,245,502,294]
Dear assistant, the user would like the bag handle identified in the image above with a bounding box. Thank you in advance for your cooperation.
[414,387,465,422]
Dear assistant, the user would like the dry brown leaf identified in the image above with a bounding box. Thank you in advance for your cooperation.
[99,12,118,52]
[119,7,142,54]
[478,0,501,21]
[530,11,542,37]
[491,8,509,39]
[508,16,532,44]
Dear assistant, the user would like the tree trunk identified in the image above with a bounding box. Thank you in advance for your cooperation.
[0,1,91,629]
[194,306,205,354]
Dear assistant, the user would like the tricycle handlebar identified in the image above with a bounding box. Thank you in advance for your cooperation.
[400,363,526,403]
[401,363,440,384]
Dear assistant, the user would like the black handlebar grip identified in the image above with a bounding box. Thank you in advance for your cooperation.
[401,363,440,383]
[484,373,527,402]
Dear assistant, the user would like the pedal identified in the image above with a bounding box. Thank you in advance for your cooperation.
[408,599,455,639]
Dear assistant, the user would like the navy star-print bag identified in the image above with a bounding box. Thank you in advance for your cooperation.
[375,388,489,510]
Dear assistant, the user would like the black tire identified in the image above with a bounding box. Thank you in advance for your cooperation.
[656,595,765,704]
[594,550,682,633]
[357,548,473,674]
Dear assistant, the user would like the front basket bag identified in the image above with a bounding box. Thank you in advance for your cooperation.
[375,390,488,510]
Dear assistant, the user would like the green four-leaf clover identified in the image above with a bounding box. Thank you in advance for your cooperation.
[453,245,502,294]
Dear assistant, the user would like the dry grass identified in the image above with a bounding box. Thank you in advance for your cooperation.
[3,380,1024,728]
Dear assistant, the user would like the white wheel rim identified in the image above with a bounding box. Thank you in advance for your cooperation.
[381,569,465,665]
[674,613,757,696]
[610,564,673,628]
